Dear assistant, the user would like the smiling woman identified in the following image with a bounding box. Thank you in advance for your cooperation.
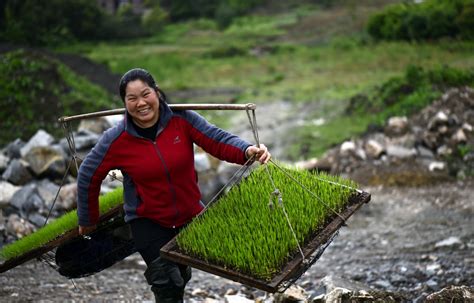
[75,67,271,302]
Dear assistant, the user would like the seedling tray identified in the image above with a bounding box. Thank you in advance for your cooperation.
[0,204,127,274]
[161,191,370,293]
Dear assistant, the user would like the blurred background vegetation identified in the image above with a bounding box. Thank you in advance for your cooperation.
[1,0,473,160]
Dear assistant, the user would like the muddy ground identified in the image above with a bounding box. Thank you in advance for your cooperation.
[1,179,472,302]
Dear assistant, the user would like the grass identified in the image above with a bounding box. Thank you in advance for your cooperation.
[176,162,358,280]
[0,188,124,261]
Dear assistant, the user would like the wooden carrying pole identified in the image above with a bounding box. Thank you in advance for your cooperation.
[58,103,257,123]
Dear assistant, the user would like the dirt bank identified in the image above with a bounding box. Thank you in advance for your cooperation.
[1,179,472,302]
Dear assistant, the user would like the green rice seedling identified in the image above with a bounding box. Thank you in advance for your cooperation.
[177,162,358,280]
[0,187,124,261]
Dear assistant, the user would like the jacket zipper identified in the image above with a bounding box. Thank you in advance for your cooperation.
[152,141,179,228]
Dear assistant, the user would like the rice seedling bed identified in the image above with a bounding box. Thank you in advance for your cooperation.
[0,188,125,274]
[161,164,371,292]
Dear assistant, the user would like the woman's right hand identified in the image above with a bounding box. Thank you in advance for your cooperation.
[79,225,97,235]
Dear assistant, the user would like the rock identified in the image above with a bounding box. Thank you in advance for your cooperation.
[10,183,44,216]
[365,140,384,159]
[78,117,112,134]
[324,287,351,303]
[20,129,55,157]
[340,141,356,155]
[428,161,446,172]
[225,294,254,303]
[37,179,60,209]
[417,146,434,159]
[195,153,211,172]
[5,214,35,238]
[23,146,66,178]
[28,213,47,227]
[373,279,392,289]
[425,285,474,302]
[101,170,123,190]
[58,183,78,210]
[274,285,307,302]
[435,236,462,248]
[72,130,101,150]
[385,116,409,136]
[428,112,449,130]
[426,263,442,276]
[0,181,21,209]
[436,145,452,156]
[3,138,25,159]
[0,153,9,174]
[386,145,416,159]
[462,122,473,132]
[2,159,33,185]
[451,128,467,144]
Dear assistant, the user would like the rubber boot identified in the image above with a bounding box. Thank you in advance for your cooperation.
[144,257,191,303]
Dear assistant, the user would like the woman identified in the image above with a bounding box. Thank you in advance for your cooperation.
[76,68,270,302]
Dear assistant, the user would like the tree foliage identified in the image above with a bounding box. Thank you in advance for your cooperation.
[2,0,106,46]
[366,0,474,41]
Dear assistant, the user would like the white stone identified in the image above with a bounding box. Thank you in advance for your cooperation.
[452,129,467,144]
[386,145,416,158]
[428,161,446,172]
[462,123,473,132]
[435,236,462,248]
[365,140,384,159]
[340,141,356,154]
[224,294,254,303]
[325,287,352,303]
[0,181,21,208]
[194,153,211,172]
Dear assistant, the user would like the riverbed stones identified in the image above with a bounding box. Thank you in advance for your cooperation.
[5,214,35,238]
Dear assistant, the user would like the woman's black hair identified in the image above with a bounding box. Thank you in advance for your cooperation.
[119,68,166,103]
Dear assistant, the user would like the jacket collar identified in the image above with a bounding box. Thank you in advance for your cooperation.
[124,101,173,139]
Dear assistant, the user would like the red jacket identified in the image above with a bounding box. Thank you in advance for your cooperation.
[77,102,251,228]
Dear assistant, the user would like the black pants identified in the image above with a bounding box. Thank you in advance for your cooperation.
[129,218,191,302]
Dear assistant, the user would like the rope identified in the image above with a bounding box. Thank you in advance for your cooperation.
[246,108,306,262]
[269,159,347,223]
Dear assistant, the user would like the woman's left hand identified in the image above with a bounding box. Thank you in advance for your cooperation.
[245,144,271,164]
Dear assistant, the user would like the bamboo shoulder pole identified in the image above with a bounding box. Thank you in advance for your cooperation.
[58,103,257,123]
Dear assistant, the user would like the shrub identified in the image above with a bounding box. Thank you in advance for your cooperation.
[366,0,473,41]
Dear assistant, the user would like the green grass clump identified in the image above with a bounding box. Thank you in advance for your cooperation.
[176,163,358,280]
[0,187,124,261]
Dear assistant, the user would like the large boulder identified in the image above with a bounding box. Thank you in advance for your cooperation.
[10,183,44,217]
[2,159,33,185]
[3,138,25,159]
[20,129,55,157]
[23,146,66,179]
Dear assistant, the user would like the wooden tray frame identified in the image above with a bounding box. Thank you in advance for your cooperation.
[161,191,371,293]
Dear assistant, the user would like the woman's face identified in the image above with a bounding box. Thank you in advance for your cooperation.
[124,79,160,128]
